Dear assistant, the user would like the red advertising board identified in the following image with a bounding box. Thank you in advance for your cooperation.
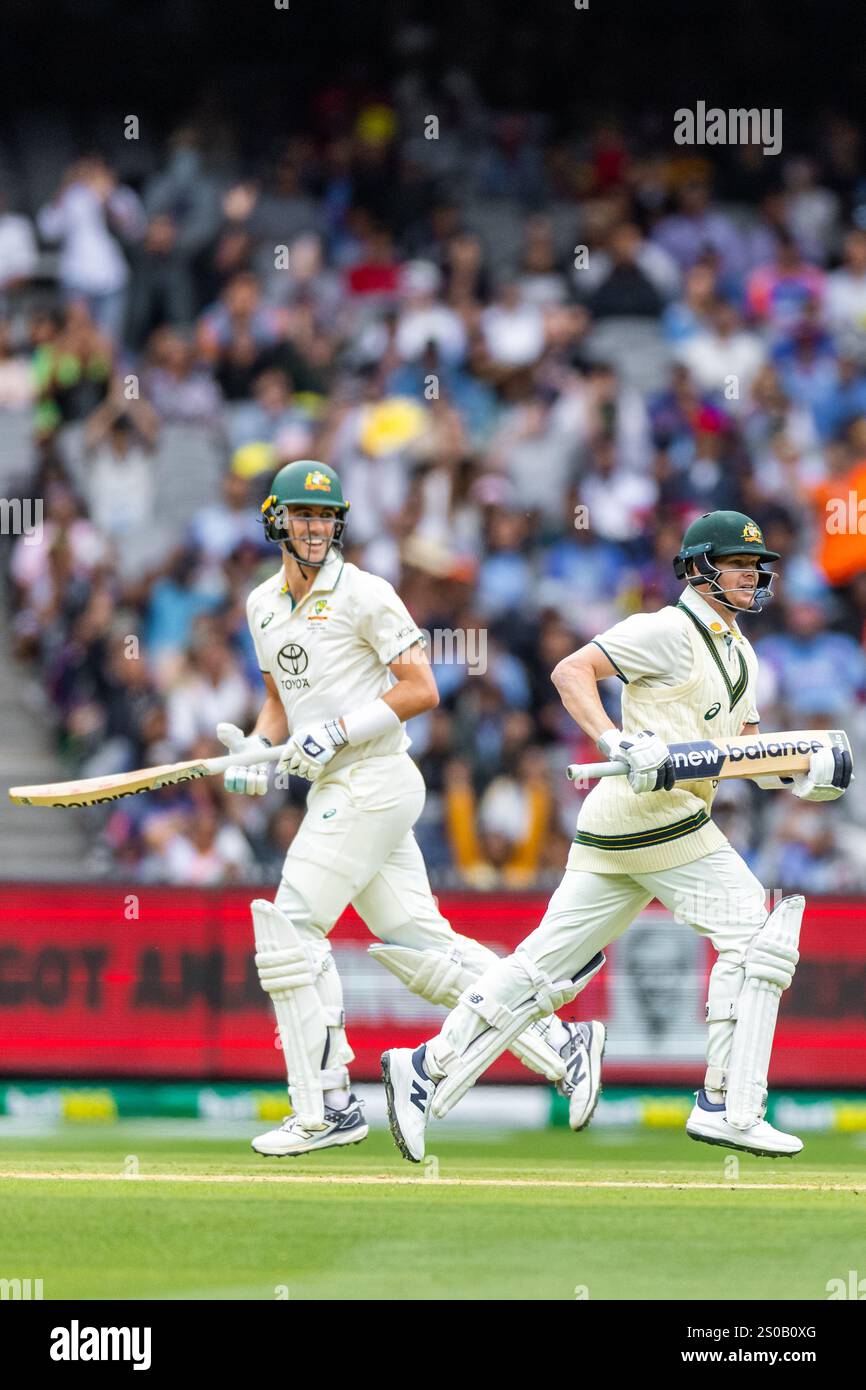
[0,884,863,1086]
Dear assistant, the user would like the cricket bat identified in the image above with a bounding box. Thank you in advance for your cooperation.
[566,729,852,785]
[8,743,292,808]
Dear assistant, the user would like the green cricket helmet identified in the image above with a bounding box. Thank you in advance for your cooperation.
[673,510,780,612]
[260,460,350,568]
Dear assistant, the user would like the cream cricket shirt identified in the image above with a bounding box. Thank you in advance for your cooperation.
[246,548,426,771]
[569,584,761,873]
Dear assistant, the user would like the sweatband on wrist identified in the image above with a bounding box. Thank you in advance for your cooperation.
[596,727,621,756]
[341,697,401,746]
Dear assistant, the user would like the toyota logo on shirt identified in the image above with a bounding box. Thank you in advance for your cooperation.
[277,643,309,675]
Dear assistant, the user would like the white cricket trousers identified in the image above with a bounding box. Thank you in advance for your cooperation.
[271,752,469,1079]
[440,844,769,1091]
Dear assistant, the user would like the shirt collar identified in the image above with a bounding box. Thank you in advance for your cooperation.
[280,546,345,600]
[679,584,743,641]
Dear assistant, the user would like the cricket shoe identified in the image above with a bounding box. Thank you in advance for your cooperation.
[381,1044,436,1163]
[557,1020,606,1131]
[251,1094,368,1157]
[686,1088,803,1158]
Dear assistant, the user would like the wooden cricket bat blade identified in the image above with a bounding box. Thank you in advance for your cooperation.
[9,743,288,808]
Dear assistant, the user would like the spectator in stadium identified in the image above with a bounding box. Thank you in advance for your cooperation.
[37,156,146,342]
[185,472,270,564]
[652,176,744,280]
[745,231,827,342]
[164,624,254,753]
[782,155,840,267]
[756,593,866,722]
[132,129,222,336]
[675,298,766,410]
[197,271,285,398]
[582,222,678,319]
[81,383,159,568]
[141,327,223,424]
[826,228,866,360]
[0,317,34,408]
[32,303,113,435]
[480,279,545,370]
[226,366,315,460]
[394,259,467,364]
[661,261,718,345]
[443,742,553,888]
[0,190,38,309]
[159,799,257,885]
[515,215,570,307]
[811,354,866,442]
[142,548,224,683]
[806,416,866,590]
[442,230,490,310]
[755,800,859,894]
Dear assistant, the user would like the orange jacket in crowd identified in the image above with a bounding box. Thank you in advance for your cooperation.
[810,458,866,586]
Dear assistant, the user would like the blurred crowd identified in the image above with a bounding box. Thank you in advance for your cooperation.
[3,86,866,891]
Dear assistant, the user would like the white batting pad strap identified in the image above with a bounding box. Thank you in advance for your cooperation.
[369,944,466,1007]
[705,979,738,1023]
[725,895,804,1130]
[341,698,400,746]
[255,945,314,995]
[368,942,567,1083]
[320,1067,350,1090]
[704,1065,726,1093]
[462,990,520,1031]
[744,937,798,991]
[425,1041,459,1078]
[430,956,584,1121]
[252,899,328,1129]
[512,950,583,1015]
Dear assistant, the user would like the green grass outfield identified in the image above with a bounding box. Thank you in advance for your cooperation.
[1,1126,864,1299]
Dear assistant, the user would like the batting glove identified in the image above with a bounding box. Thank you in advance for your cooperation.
[791,745,853,802]
[217,723,272,795]
[277,719,348,782]
[597,728,675,794]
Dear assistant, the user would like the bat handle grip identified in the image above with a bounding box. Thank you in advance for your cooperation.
[566,760,629,782]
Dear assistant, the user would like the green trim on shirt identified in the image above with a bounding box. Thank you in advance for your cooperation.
[677,602,748,711]
[591,639,629,684]
[574,808,710,850]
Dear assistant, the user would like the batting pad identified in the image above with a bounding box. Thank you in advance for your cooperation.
[252,899,336,1129]
[369,942,568,1082]
[430,949,605,1119]
[724,895,803,1129]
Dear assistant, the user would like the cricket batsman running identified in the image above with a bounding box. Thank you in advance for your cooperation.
[222,460,604,1156]
[383,511,853,1161]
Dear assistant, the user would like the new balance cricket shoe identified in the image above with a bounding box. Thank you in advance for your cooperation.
[686,1088,803,1158]
[557,1020,606,1132]
[381,1044,436,1163]
[251,1094,368,1157]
